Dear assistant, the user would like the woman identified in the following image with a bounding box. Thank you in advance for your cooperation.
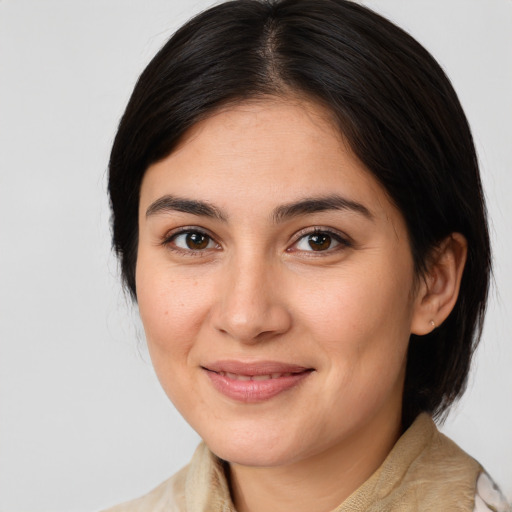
[105,0,509,510]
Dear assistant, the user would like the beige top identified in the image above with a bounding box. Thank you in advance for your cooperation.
[102,414,510,512]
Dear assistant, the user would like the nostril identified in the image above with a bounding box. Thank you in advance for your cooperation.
[210,276,292,342]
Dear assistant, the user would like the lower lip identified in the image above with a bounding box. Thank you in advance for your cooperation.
[204,370,312,403]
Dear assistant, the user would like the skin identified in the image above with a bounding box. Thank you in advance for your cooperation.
[136,98,467,512]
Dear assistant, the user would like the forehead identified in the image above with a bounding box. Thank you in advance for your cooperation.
[140,98,396,224]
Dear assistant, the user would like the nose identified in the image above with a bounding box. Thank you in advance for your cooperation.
[211,255,292,344]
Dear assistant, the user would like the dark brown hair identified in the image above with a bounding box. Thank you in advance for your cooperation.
[109,0,491,425]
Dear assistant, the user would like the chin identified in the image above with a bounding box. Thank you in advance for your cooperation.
[211,443,292,467]
[200,424,309,468]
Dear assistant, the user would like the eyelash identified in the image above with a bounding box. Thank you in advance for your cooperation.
[161,226,352,256]
[289,227,353,255]
[161,227,220,257]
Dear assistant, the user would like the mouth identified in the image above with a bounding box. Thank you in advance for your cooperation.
[202,361,314,403]
[214,371,300,381]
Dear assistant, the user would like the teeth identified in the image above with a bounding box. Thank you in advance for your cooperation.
[224,372,250,381]
[218,371,294,380]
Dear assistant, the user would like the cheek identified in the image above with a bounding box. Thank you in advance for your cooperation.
[296,267,414,419]
[293,258,415,386]
[298,263,413,336]
[135,260,211,364]
[135,263,218,417]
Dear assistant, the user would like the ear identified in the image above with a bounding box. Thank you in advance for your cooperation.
[411,233,468,335]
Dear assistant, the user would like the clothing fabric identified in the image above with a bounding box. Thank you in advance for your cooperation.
[102,414,510,512]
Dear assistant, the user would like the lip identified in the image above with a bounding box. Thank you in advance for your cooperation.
[202,360,314,403]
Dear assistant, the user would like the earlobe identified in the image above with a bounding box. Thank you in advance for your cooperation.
[411,233,468,335]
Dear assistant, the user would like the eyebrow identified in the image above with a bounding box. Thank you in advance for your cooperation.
[145,195,227,221]
[271,195,373,223]
[145,194,373,223]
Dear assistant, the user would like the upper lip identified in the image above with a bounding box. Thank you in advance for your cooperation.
[202,360,312,376]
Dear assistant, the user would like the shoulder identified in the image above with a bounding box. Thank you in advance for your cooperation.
[345,414,510,512]
[417,418,510,511]
[473,472,511,512]
[412,417,510,511]
[100,464,188,512]
[99,442,232,512]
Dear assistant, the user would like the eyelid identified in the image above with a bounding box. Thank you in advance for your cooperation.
[160,226,221,253]
[288,226,353,252]
[159,225,352,255]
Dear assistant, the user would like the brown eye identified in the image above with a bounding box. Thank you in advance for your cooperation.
[291,230,349,253]
[307,233,333,251]
[170,230,216,251]
[185,232,210,250]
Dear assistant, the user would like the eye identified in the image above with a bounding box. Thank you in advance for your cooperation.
[291,229,350,253]
[165,229,219,252]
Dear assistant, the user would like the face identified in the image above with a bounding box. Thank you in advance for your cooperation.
[136,98,422,468]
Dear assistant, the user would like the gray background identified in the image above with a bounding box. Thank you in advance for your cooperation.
[0,0,510,510]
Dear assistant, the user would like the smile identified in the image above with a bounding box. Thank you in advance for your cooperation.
[216,371,295,381]
[202,361,314,403]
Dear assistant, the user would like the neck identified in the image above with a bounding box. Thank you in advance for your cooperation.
[228,410,402,512]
